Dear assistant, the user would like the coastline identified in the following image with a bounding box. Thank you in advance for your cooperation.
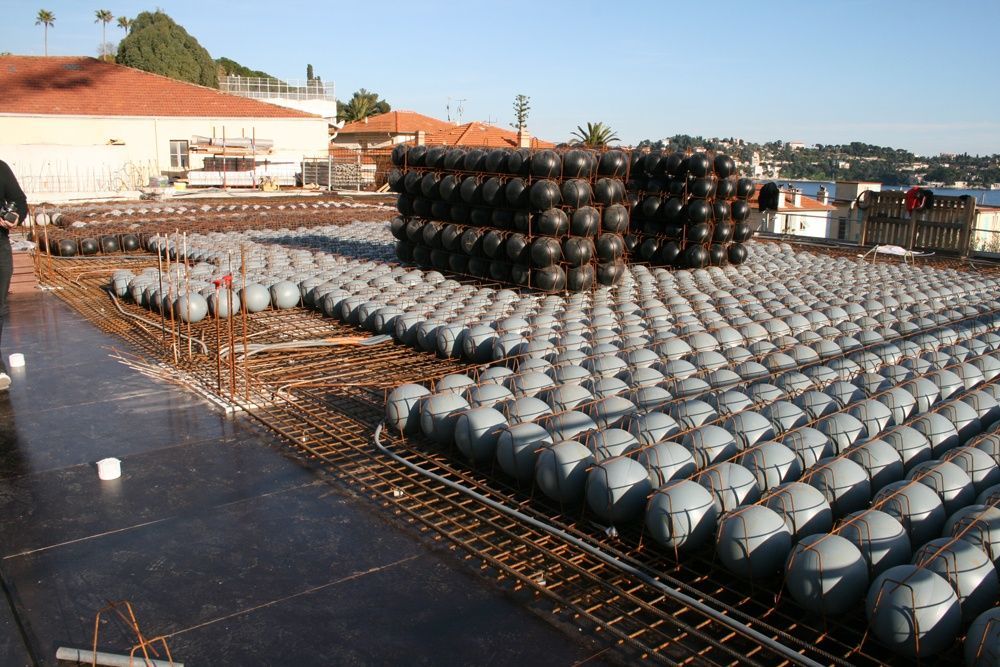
[772,179,1000,206]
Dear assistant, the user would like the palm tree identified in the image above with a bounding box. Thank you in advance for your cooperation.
[35,9,55,56]
[117,15,131,37]
[571,122,620,148]
[336,89,390,123]
[95,9,113,58]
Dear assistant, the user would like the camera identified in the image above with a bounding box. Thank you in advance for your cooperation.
[1,201,18,225]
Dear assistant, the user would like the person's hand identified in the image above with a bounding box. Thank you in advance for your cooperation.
[0,217,17,230]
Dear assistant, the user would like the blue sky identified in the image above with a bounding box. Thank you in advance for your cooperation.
[3,0,999,155]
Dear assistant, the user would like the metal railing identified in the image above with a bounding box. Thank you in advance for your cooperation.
[220,76,335,101]
[13,159,157,194]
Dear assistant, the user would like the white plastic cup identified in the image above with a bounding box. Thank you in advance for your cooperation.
[96,457,121,481]
[8,353,24,368]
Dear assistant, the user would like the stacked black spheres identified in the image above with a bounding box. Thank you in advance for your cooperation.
[45,232,141,257]
[391,144,629,291]
[625,150,756,267]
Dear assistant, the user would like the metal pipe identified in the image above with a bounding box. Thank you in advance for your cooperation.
[240,243,249,402]
[104,288,208,355]
[372,422,823,667]
[56,646,183,667]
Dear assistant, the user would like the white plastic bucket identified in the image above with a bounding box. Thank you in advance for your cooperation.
[8,353,24,368]
[96,457,121,481]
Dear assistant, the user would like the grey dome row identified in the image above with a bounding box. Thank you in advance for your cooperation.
[102,219,999,661]
[380,244,1000,661]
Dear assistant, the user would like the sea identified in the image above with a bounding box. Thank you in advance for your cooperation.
[777,180,1000,207]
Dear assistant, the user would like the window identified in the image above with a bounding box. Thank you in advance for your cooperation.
[837,216,848,240]
[169,140,189,169]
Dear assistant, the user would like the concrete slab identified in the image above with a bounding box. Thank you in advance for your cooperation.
[0,292,609,666]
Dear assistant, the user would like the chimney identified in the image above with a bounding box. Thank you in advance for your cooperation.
[416,130,426,146]
[817,186,829,205]
[793,189,802,207]
[517,128,532,148]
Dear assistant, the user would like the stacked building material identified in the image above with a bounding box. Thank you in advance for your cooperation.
[625,151,756,268]
[390,145,629,292]
[392,145,762,291]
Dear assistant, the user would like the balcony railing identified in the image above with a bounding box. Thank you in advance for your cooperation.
[220,76,335,102]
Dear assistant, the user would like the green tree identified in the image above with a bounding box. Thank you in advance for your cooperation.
[306,63,314,80]
[216,56,276,80]
[95,9,113,58]
[116,10,217,87]
[336,89,390,123]
[116,15,131,36]
[35,9,55,56]
[924,165,963,184]
[510,94,530,131]
[571,122,619,148]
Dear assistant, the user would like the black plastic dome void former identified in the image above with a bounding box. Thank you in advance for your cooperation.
[483,148,509,174]
[79,237,100,256]
[529,180,562,211]
[424,146,447,169]
[57,238,79,257]
[442,147,467,171]
[562,149,596,178]
[100,235,121,254]
[463,148,486,172]
[406,144,428,167]
[392,146,641,292]
[391,143,410,167]
[615,148,754,270]
[598,150,628,177]
[529,150,561,178]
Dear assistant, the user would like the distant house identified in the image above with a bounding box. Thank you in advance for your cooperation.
[751,185,836,238]
[424,122,555,149]
[0,55,329,194]
[829,181,881,242]
[332,111,555,150]
[331,111,454,149]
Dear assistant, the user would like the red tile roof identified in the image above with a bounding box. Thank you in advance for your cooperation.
[0,56,318,118]
[424,122,555,149]
[338,110,453,135]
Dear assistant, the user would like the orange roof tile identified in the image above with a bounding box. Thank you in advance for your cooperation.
[338,110,453,135]
[0,55,318,118]
[424,122,555,149]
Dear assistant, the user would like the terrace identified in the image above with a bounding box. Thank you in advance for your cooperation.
[3,193,999,665]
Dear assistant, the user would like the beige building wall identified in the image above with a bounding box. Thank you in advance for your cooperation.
[0,114,329,194]
[331,132,415,150]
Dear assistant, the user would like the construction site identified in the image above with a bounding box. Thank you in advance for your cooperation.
[2,139,1000,666]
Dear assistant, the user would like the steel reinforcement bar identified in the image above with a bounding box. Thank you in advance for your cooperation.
[39,257,906,666]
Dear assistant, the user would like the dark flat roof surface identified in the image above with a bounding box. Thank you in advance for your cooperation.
[0,293,606,666]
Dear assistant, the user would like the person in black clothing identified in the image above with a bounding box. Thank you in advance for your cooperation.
[0,159,28,390]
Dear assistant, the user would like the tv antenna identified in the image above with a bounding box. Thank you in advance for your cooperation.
[447,96,467,123]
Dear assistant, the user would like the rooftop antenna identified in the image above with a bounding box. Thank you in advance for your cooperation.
[446,96,467,123]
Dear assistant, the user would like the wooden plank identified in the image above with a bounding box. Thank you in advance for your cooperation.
[862,191,977,254]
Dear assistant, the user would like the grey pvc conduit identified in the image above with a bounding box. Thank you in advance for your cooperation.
[218,335,391,361]
[50,254,155,261]
[56,646,183,667]
[372,423,823,667]
[105,288,209,356]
